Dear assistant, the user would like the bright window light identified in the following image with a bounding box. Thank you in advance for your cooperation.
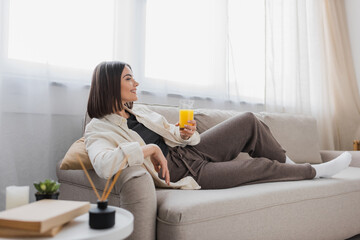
[8,0,114,70]
[228,0,265,103]
[145,0,220,87]
[145,0,265,102]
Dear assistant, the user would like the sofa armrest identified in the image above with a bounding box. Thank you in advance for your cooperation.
[320,150,360,167]
[56,161,156,240]
[115,165,157,240]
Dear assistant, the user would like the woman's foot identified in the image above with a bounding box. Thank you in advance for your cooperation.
[312,152,352,178]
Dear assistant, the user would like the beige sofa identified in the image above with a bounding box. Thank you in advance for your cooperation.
[56,104,360,240]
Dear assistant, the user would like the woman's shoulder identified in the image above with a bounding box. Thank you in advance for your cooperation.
[85,118,104,132]
[85,115,119,132]
[87,117,106,126]
[132,104,152,113]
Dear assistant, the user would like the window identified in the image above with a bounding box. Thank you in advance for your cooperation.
[144,0,227,98]
[2,0,266,103]
[7,0,114,71]
[145,0,265,103]
[228,0,265,103]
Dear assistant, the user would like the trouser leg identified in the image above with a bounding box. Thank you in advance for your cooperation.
[197,157,316,189]
[194,112,286,163]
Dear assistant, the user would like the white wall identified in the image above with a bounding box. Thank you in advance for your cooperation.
[345,0,360,94]
[0,76,88,210]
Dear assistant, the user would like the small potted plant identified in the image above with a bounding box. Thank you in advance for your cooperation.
[34,179,60,201]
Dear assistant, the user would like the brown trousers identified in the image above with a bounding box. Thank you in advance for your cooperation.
[163,112,316,189]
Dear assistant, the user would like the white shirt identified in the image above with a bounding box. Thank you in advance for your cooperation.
[85,104,201,190]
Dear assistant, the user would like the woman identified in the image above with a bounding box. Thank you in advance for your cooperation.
[85,61,351,190]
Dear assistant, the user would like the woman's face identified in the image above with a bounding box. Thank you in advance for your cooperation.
[121,66,139,105]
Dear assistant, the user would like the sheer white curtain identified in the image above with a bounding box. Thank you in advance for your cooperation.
[2,0,266,103]
[265,0,360,150]
[0,0,112,209]
[1,0,116,84]
[322,0,360,150]
[137,0,266,103]
[142,0,227,99]
[228,0,265,104]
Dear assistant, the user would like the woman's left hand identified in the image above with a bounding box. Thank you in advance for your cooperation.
[175,120,197,140]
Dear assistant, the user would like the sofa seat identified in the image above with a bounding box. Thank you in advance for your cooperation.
[156,167,360,240]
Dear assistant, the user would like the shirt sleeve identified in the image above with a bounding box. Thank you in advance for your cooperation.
[162,122,201,147]
[173,125,200,146]
[85,121,144,179]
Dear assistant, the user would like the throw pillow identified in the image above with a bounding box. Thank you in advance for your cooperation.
[60,137,93,170]
[260,112,322,164]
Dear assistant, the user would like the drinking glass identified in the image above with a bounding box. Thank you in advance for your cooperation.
[179,100,194,130]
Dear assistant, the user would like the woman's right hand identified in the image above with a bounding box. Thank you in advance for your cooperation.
[141,144,170,185]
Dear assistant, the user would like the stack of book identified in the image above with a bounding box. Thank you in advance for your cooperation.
[0,200,90,238]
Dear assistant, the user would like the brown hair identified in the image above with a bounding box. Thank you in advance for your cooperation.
[87,61,133,119]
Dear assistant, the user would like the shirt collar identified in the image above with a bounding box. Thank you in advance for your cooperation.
[103,113,127,127]
[124,106,138,117]
[103,106,139,127]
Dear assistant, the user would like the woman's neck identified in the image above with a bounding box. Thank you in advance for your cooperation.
[117,109,130,119]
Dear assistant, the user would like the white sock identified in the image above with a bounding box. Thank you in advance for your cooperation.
[312,152,352,178]
[285,155,296,164]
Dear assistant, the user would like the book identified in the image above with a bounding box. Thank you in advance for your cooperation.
[0,199,90,233]
[0,223,64,238]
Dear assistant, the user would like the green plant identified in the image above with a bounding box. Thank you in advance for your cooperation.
[33,179,60,195]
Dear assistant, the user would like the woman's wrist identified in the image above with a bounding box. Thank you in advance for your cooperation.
[151,144,161,155]
[142,144,159,158]
[181,135,190,140]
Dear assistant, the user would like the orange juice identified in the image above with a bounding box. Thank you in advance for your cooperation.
[179,109,194,130]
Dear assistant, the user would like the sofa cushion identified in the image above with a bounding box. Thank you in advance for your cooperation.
[60,137,93,170]
[140,104,179,124]
[260,112,322,164]
[194,108,263,134]
[156,167,360,240]
[194,108,242,134]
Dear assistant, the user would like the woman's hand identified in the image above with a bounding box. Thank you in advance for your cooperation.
[175,120,197,140]
[141,144,170,185]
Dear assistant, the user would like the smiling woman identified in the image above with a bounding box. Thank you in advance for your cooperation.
[121,66,139,105]
[87,62,135,119]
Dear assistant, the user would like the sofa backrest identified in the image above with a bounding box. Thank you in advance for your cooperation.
[259,112,322,164]
[143,104,322,164]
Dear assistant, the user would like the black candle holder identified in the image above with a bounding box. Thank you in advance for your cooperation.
[89,200,115,229]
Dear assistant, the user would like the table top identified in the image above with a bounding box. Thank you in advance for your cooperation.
[0,205,134,240]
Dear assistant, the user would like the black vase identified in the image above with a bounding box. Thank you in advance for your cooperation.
[35,192,60,201]
[89,200,116,229]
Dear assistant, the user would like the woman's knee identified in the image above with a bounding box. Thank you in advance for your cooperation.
[237,112,257,125]
[242,112,256,119]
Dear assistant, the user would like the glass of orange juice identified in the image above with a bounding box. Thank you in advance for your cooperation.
[179,100,194,130]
